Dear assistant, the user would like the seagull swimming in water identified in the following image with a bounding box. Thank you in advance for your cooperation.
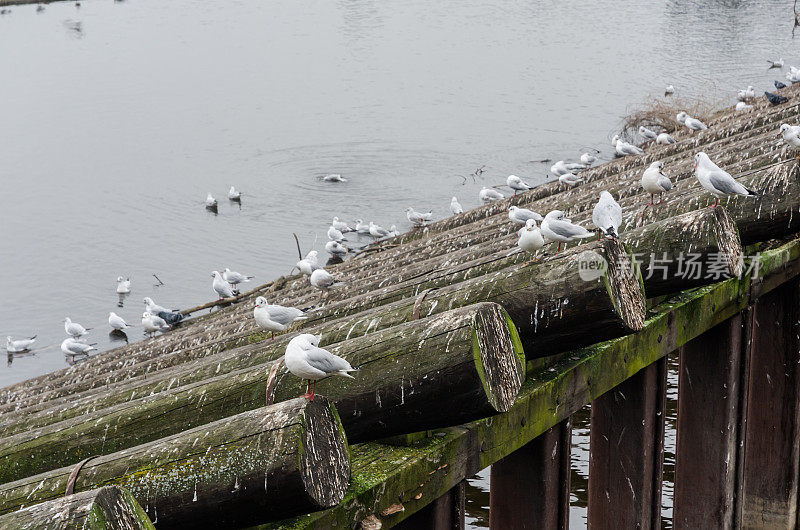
[768,58,784,69]
[641,161,673,205]
[665,85,675,96]
[450,197,463,215]
[205,193,218,210]
[332,217,354,233]
[506,175,533,195]
[212,271,235,299]
[323,173,347,182]
[116,277,131,294]
[253,296,307,340]
[508,205,543,225]
[327,225,346,242]
[354,219,370,234]
[580,152,597,165]
[406,207,433,226]
[479,187,504,203]
[64,317,89,338]
[693,152,759,207]
[541,210,595,252]
[285,334,357,400]
[228,186,241,201]
[6,335,36,353]
[592,191,622,239]
[108,312,132,331]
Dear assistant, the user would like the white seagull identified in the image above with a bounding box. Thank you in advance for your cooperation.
[354,219,370,234]
[406,207,433,226]
[694,152,759,207]
[656,132,676,145]
[254,296,307,340]
[297,250,320,276]
[205,193,218,209]
[61,337,96,357]
[450,197,464,215]
[323,173,347,182]
[506,175,533,195]
[786,69,800,84]
[6,335,36,353]
[592,191,622,239]
[143,297,170,315]
[285,334,357,400]
[580,152,598,165]
[779,124,800,157]
[108,312,132,331]
[64,317,89,338]
[665,85,675,96]
[541,210,595,252]
[677,112,708,131]
[639,126,658,141]
[388,225,400,237]
[116,277,131,294]
[559,173,583,187]
[222,267,254,287]
[332,217,355,233]
[508,205,543,225]
[479,187,504,203]
[768,58,784,68]
[325,240,348,258]
[211,271,236,299]
[612,135,644,156]
[310,269,343,302]
[550,160,586,177]
[327,225,346,242]
[369,221,390,238]
[735,101,753,112]
[641,161,673,205]
[737,86,755,101]
[141,312,170,337]
[228,186,241,201]
[517,219,545,262]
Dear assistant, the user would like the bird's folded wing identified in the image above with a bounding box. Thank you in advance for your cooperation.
[708,172,746,195]
[304,345,351,373]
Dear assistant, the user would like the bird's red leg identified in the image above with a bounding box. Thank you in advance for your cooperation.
[310,381,316,402]
[271,332,274,341]
[649,194,654,206]
[557,242,562,252]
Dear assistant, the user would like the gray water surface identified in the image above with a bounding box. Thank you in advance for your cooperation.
[0,0,795,527]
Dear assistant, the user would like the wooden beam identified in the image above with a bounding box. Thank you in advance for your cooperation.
[740,279,800,527]
[395,481,465,530]
[672,315,746,529]
[489,418,571,529]
[587,358,666,530]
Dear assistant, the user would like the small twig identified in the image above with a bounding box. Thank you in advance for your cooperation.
[292,233,302,260]
[153,274,165,286]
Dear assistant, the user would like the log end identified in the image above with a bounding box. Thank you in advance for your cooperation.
[602,239,647,332]
[299,397,351,510]
[471,303,526,413]
[711,206,744,279]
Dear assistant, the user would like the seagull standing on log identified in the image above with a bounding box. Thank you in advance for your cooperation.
[693,152,759,207]
[541,210,595,252]
[641,161,673,205]
[285,333,357,400]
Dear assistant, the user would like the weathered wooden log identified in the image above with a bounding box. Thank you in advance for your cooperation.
[0,304,523,483]
[622,206,743,297]
[0,486,154,530]
[0,398,350,530]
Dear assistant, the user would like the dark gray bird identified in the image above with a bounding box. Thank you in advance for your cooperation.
[157,310,185,326]
[765,91,789,106]
[775,80,787,90]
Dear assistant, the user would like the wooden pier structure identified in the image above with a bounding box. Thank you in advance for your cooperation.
[2,86,800,529]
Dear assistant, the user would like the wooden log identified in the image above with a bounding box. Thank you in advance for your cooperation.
[489,418,571,529]
[0,486,154,530]
[0,304,523,483]
[740,279,800,528]
[0,398,350,530]
[587,358,666,530]
[622,206,743,297]
[394,481,466,530]
[672,315,745,529]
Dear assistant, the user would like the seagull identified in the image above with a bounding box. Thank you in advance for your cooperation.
[508,205,543,225]
[694,152,759,207]
[641,161,673,205]
[677,112,708,131]
[285,334,356,400]
[775,80,788,90]
[779,124,800,158]
[327,225,346,242]
[369,221,390,238]
[766,91,789,106]
[388,225,400,237]
[297,250,320,276]
[64,317,89,338]
[592,191,622,239]
[222,267,254,287]
[612,135,644,156]
[354,219,370,234]
[541,210,595,252]
[737,86,755,101]
[550,160,586,176]
[768,58,784,69]
[656,132,676,145]
[450,197,463,215]
[665,85,675,96]
[254,296,307,340]
[212,271,236,299]
[786,70,800,84]
[61,337,96,358]
[580,152,597,165]
[406,207,433,226]
[205,193,218,210]
[228,186,241,201]
[639,126,658,141]
[116,277,131,294]
[108,312,132,331]
[325,240,348,258]
[735,101,753,112]
[310,269,343,302]
[559,173,583,187]
[141,312,170,338]
[6,335,36,353]
[506,175,533,195]
[143,297,171,315]
[323,173,347,182]
[332,217,355,233]
[517,219,545,262]
[479,187,504,203]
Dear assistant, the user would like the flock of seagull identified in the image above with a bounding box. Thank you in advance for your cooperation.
[6,64,800,400]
